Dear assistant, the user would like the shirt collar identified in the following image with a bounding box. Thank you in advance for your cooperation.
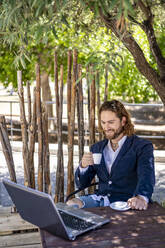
[108,136,127,151]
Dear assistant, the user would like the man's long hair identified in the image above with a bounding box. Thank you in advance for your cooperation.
[99,100,134,136]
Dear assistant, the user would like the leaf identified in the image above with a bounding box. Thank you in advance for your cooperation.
[79,0,88,9]
[14,56,20,69]
[107,65,115,77]
[31,0,39,8]
[99,0,108,16]
[34,25,44,41]
[76,74,84,85]
[94,1,99,16]
[24,52,31,63]
[116,0,123,19]
[108,0,119,11]
[6,3,22,28]
[61,15,70,28]
[20,55,26,69]
[55,0,61,11]
[52,26,58,39]
[42,34,48,44]
[35,2,45,17]
[124,0,134,16]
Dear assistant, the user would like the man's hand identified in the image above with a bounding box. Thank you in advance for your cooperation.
[127,195,148,210]
[81,152,94,168]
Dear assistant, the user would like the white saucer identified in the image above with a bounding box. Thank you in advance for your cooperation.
[110,201,131,211]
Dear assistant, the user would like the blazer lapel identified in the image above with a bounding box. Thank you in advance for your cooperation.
[95,139,110,180]
[100,153,110,179]
[110,136,134,175]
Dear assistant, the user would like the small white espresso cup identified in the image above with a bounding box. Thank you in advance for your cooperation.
[92,153,102,164]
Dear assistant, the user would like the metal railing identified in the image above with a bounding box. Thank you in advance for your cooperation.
[0,100,165,141]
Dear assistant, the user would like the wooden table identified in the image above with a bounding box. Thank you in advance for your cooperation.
[40,202,165,248]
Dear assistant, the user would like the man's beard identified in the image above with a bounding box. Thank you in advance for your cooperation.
[104,126,124,140]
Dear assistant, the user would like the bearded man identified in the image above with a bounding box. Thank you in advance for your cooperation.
[67,100,155,210]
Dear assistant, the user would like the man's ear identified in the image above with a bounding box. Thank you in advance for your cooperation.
[122,116,126,126]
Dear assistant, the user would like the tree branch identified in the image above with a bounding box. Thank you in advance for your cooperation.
[136,1,165,80]
[141,20,165,76]
[137,0,153,21]
[100,1,165,84]
[98,9,165,103]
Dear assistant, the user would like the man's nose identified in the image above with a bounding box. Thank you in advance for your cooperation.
[104,123,111,130]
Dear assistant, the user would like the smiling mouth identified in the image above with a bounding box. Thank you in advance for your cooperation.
[105,130,114,133]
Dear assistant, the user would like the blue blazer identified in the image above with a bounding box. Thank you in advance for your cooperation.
[75,135,155,203]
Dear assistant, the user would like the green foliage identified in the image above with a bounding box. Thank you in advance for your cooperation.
[0,0,162,102]
[106,56,159,103]
[0,45,35,88]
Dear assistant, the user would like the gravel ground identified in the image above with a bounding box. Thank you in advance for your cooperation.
[0,144,165,207]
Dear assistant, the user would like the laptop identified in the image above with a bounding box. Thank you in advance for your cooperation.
[3,179,110,240]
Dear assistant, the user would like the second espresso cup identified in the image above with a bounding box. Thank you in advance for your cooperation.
[92,153,102,164]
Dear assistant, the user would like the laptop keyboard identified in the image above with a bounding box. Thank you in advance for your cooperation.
[58,210,95,231]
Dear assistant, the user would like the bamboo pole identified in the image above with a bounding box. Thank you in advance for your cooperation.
[36,64,43,192]
[28,87,37,189]
[0,115,17,182]
[77,64,84,162]
[86,66,90,147]
[54,50,59,130]
[88,66,96,194]
[104,64,108,102]
[96,71,103,141]
[55,65,64,203]
[17,71,30,187]
[89,66,96,147]
[77,64,85,196]
[27,81,32,125]
[67,50,72,130]
[42,105,51,195]
[67,49,77,196]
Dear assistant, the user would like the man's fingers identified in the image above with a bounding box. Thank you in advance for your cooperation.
[83,152,93,159]
[127,197,148,210]
[82,152,94,168]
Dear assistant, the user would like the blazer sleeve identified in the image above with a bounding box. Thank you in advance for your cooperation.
[75,165,96,189]
[134,141,155,200]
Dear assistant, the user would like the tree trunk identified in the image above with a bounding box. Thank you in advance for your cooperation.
[27,82,32,125]
[77,64,84,162]
[41,71,54,129]
[28,87,37,189]
[104,64,108,102]
[54,65,64,203]
[88,65,96,195]
[42,104,51,195]
[96,71,103,141]
[0,116,17,183]
[67,50,72,131]
[17,71,31,187]
[89,66,96,148]
[77,64,85,196]
[67,49,77,196]
[86,66,90,146]
[54,50,59,131]
[36,64,44,192]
